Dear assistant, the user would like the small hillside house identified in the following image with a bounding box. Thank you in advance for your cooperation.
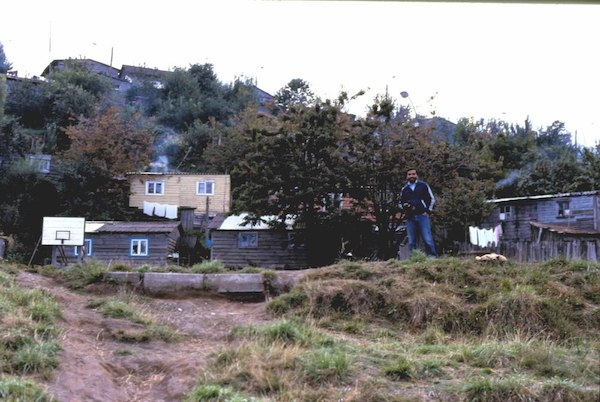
[127,172,231,219]
[53,221,182,267]
[210,214,308,270]
[478,190,600,261]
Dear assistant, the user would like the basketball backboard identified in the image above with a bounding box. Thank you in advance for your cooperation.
[42,217,86,246]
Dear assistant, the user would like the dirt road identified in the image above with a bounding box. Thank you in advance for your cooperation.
[16,271,270,402]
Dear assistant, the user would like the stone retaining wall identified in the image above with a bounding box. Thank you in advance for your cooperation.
[106,271,305,296]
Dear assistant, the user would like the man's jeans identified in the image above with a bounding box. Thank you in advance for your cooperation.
[406,214,437,257]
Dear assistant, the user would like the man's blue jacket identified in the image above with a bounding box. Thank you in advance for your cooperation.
[400,180,435,215]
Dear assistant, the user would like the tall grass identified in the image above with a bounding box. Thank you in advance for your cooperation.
[0,267,62,382]
[187,257,600,401]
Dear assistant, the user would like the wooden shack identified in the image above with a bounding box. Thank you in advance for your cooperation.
[210,214,308,270]
[482,190,600,241]
[475,190,600,261]
[55,221,182,267]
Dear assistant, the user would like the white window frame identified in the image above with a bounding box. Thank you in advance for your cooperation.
[130,238,149,256]
[197,181,215,195]
[73,238,93,256]
[499,205,511,220]
[239,232,258,248]
[145,181,164,195]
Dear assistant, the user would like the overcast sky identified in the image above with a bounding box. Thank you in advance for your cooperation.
[2,1,599,147]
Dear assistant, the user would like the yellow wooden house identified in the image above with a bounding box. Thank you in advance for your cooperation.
[127,172,231,217]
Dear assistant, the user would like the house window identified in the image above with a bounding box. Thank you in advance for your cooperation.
[73,239,93,256]
[130,239,149,256]
[145,181,164,195]
[239,232,258,248]
[557,200,571,219]
[197,181,215,195]
[498,206,511,221]
[288,232,305,249]
[28,155,51,173]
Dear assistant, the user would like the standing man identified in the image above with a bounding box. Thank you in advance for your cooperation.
[400,168,437,257]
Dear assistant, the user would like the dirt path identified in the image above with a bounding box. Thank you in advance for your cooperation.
[16,271,270,402]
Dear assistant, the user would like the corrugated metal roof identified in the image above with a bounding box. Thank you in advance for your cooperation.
[488,190,600,204]
[85,221,180,233]
[530,221,600,236]
[218,213,295,230]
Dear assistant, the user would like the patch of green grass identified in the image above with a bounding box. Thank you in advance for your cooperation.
[382,355,414,381]
[462,375,535,402]
[59,259,109,289]
[183,384,255,402]
[298,347,351,384]
[230,320,333,348]
[114,349,133,356]
[10,341,61,376]
[0,377,54,402]
[87,297,180,342]
[190,260,225,274]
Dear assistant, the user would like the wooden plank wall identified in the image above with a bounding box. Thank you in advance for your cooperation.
[459,240,599,262]
[128,174,230,215]
[57,233,173,266]
[211,231,308,269]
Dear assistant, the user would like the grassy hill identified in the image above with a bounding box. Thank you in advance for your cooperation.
[2,255,599,401]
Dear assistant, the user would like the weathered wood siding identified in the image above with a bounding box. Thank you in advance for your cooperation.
[128,174,230,215]
[211,230,308,269]
[458,238,599,262]
[57,232,176,266]
[483,194,600,241]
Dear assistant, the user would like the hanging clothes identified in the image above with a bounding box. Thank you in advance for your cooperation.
[165,204,178,219]
[143,201,156,216]
[154,203,167,217]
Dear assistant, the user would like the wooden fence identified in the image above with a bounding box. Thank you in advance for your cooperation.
[458,239,599,263]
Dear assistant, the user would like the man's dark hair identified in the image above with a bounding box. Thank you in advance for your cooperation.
[406,168,417,175]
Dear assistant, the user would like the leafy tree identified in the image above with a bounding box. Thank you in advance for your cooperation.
[0,115,29,157]
[580,144,600,189]
[41,68,113,150]
[274,78,316,111]
[345,94,417,258]
[0,42,11,73]
[157,64,239,130]
[58,106,153,219]
[0,161,60,261]
[231,99,353,265]
[4,79,46,128]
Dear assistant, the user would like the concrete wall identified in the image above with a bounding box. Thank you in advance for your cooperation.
[106,270,305,296]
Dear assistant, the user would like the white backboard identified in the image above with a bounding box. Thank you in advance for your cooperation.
[42,217,86,246]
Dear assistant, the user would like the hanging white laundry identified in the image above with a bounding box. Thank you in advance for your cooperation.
[469,226,479,246]
[483,228,496,248]
[494,224,503,245]
[165,204,178,219]
[143,201,155,216]
[154,203,167,217]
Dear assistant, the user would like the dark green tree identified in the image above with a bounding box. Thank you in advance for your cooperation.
[0,42,11,73]
[41,68,113,150]
[274,78,316,112]
[231,99,353,265]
